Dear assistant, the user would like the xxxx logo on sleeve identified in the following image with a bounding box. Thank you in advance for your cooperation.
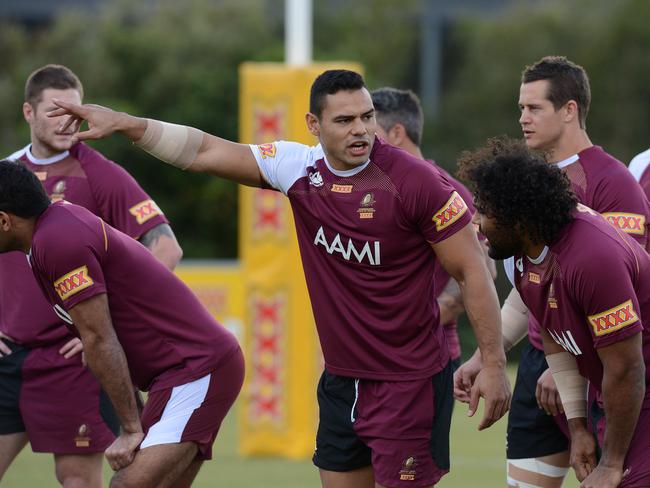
[129,199,163,225]
[257,143,277,159]
[54,265,94,300]
[588,299,639,337]
[433,191,468,231]
[602,212,646,235]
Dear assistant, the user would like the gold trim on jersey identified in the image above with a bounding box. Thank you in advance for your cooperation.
[433,191,468,231]
[54,265,94,300]
[129,199,163,225]
[588,299,638,337]
[602,212,646,235]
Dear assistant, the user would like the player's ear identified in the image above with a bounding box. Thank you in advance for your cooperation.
[306,113,320,137]
[390,124,408,145]
[563,100,578,124]
[23,102,34,124]
[0,211,12,231]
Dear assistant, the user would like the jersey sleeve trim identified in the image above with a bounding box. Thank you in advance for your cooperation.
[504,257,516,287]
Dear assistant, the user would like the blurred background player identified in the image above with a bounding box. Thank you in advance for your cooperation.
[49,68,511,488]
[0,64,182,487]
[455,56,650,488]
[371,86,497,372]
[628,147,650,200]
[460,137,650,488]
[0,160,244,488]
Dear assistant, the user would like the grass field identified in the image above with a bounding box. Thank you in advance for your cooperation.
[3,380,581,487]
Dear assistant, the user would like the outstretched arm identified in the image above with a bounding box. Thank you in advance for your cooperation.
[48,101,264,187]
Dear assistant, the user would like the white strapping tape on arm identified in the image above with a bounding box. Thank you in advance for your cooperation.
[502,287,529,352]
[135,119,204,170]
[546,351,587,419]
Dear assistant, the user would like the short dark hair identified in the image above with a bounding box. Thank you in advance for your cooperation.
[371,87,423,146]
[522,56,591,129]
[458,137,577,244]
[24,64,84,107]
[0,160,50,218]
[309,69,366,118]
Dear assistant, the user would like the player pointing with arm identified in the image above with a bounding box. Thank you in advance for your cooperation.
[51,69,510,488]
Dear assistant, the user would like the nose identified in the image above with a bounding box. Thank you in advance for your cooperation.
[351,117,367,135]
[519,109,529,126]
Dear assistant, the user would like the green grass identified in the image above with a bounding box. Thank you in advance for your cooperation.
[3,383,581,487]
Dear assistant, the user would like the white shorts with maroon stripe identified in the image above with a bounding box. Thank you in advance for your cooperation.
[139,348,244,460]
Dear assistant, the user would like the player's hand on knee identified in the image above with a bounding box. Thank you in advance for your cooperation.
[59,337,84,360]
[569,428,597,481]
[105,431,145,471]
[469,364,511,431]
[578,464,626,488]
[535,368,563,416]
[454,350,482,403]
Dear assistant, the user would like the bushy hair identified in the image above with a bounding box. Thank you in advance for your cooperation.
[522,56,590,129]
[371,87,423,146]
[458,137,577,244]
[0,160,50,218]
[24,64,84,107]
[310,69,366,118]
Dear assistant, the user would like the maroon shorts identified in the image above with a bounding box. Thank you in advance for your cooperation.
[140,347,244,460]
[593,404,650,487]
[313,362,453,488]
[20,340,119,454]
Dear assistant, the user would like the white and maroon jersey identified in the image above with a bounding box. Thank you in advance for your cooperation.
[250,137,473,381]
[629,148,650,201]
[30,202,239,392]
[506,145,650,350]
[510,206,650,405]
[1,143,168,347]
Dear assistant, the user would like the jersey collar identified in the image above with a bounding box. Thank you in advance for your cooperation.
[26,145,70,166]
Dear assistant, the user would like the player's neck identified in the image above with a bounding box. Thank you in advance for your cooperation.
[547,130,592,163]
[12,217,37,254]
[29,139,64,160]
[403,141,424,160]
[522,238,547,263]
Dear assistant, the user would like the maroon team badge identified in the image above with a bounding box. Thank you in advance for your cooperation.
[357,193,376,219]
[399,456,417,481]
[74,424,91,448]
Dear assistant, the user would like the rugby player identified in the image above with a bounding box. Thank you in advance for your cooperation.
[0,160,243,488]
[460,136,650,488]
[454,56,650,488]
[0,64,182,487]
[371,86,496,372]
[49,69,511,488]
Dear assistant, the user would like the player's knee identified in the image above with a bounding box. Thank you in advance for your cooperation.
[506,458,568,488]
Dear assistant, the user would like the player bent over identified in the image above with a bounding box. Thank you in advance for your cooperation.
[0,161,243,488]
[461,137,650,488]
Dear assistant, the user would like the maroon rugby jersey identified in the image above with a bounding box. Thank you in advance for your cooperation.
[430,162,476,361]
[29,202,239,391]
[0,143,168,346]
[629,148,650,202]
[512,206,650,406]
[507,145,650,350]
[251,137,473,381]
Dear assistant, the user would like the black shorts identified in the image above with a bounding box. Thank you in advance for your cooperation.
[506,342,569,459]
[313,362,454,487]
[0,340,29,435]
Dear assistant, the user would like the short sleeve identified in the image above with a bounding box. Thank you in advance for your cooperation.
[401,162,472,244]
[570,246,643,348]
[84,148,169,239]
[503,257,516,287]
[33,218,108,311]
[249,141,314,195]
